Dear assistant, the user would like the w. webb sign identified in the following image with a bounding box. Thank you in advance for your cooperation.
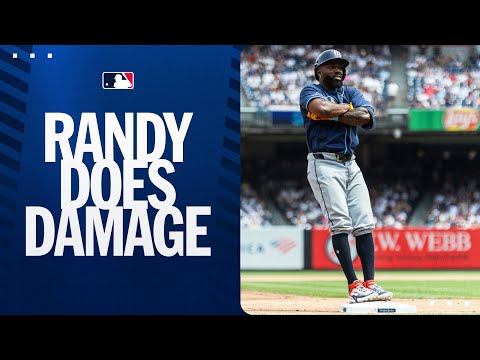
[311,227,480,269]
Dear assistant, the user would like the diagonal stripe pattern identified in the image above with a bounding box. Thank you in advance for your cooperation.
[0,45,31,247]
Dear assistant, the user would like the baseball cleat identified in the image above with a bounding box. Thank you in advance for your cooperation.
[364,280,393,301]
[348,280,378,303]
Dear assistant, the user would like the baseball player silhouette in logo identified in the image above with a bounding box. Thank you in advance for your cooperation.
[299,49,393,304]
[114,73,132,89]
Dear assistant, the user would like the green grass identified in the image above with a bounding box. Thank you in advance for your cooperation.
[241,270,480,299]
[242,270,480,277]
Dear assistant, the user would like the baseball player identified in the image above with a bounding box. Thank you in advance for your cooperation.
[299,49,393,304]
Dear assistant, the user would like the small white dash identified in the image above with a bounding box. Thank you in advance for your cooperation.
[30,53,35,59]
[447,301,452,306]
[429,300,435,306]
[47,53,53,59]
[12,53,18,58]
[465,301,470,306]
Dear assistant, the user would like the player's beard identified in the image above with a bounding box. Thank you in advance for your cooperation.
[324,75,343,90]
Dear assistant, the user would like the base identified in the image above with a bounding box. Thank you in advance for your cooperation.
[340,301,417,314]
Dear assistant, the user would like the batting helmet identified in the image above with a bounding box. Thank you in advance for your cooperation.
[314,49,349,81]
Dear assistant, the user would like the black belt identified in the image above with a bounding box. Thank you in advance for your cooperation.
[313,153,352,162]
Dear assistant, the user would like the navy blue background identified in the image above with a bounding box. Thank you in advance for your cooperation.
[0,45,244,314]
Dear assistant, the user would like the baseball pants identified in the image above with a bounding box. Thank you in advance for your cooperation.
[306,152,374,236]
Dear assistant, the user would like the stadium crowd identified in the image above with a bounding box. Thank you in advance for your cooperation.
[406,49,480,108]
[240,177,421,229]
[241,45,480,113]
[241,155,480,230]
[240,182,273,228]
[241,45,392,116]
[424,169,480,228]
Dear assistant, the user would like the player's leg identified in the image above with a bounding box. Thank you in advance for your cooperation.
[306,154,353,274]
[346,160,375,239]
[307,154,376,303]
[355,230,393,300]
[333,233,377,303]
[345,159,374,276]
[346,160,392,300]
[306,154,352,234]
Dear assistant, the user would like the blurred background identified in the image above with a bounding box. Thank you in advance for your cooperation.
[240,45,480,270]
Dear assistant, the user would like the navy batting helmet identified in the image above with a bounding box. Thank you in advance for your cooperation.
[314,49,349,81]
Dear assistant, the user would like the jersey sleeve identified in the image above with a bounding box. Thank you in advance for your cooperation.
[299,84,327,111]
[348,87,376,130]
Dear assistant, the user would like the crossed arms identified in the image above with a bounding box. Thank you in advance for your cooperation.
[306,98,371,126]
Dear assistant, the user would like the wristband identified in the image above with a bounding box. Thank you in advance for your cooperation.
[331,116,339,122]
[349,102,354,110]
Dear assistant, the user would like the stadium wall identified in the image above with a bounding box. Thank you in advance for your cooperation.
[240,226,480,270]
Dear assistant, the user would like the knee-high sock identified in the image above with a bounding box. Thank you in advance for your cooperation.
[356,232,375,281]
[332,233,357,285]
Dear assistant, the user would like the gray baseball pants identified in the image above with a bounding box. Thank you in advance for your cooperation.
[306,152,374,236]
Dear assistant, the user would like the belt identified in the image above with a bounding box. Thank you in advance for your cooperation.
[313,152,353,162]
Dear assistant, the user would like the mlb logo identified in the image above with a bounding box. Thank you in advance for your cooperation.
[102,72,134,89]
